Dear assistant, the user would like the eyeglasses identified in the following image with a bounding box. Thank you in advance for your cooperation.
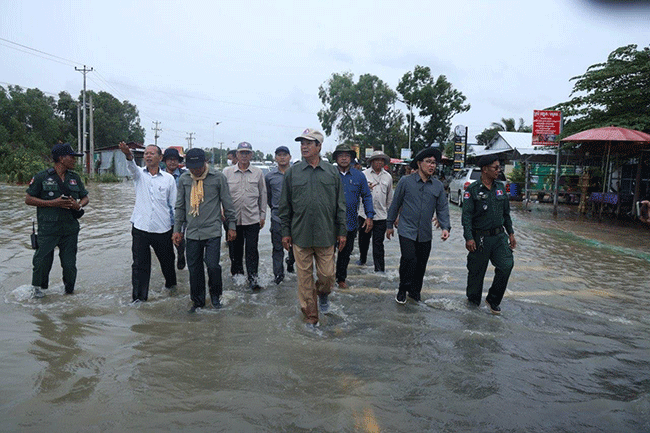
[488,165,502,171]
[421,159,437,165]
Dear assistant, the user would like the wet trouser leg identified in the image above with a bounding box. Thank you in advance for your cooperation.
[204,237,223,303]
[294,244,335,324]
[58,232,79,293]
[186,238,206,308]
[150,229,177,289]
[32,234,57,289]
[486,233,514,306]
[335,229,357,283]
[131,226,152,301]
[398,236,431,301]
[231,226,246,276]
[358,216,371,264]
[242,223,260,284]
[371,220,387,272]
[270,221,284,278]
[466,233,513,306]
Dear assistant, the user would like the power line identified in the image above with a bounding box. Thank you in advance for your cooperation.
[0,37,83,67]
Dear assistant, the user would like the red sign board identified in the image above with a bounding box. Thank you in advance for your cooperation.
[532,110,562,145]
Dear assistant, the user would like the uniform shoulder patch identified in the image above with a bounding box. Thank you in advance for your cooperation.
[496,189,504,196]
[29,177,35,185]
[464,191,471,199]
[69,179,77,185]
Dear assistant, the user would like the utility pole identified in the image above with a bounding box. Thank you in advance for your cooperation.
[89,94,94,176]
[75,65,93,173]
[186,132,195,149]
[152,121,162,146]
[218,142,224,167]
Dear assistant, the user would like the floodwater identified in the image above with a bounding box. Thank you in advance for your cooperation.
[1,181,649,432]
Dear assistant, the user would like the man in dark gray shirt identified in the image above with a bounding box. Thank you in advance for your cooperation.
[173,148,237,312]
[386,147,450,304]
[265,146,295,285]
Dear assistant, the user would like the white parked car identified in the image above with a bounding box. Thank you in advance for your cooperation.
[448,167,508,206]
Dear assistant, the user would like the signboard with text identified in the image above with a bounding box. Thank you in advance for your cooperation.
[453,142,465,171]
[532,110,562,145]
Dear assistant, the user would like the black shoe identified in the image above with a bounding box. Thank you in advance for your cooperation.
[407,292,421,303]
[188,305,200,314]
[485,299,501,315]
[274,274,284,285]
[286,261,294,273]
[318,293,330,313]
[64,287,74,295]
[356,260,366,266]
[467,298,480,308]
[250,283,263,292]
[177,254,186,270]
[211,298,221,309]
[395,291,407,304]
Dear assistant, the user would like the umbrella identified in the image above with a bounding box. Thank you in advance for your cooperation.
[561,126,650,216]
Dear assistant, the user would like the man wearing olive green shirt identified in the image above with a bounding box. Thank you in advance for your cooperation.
[278,128,347,325]
[173,148,237,312]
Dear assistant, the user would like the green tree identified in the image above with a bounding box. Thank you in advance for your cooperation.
[89,91,145,149]
[397,66,470,154]
[551,44,650,136]
[318,72,404,157]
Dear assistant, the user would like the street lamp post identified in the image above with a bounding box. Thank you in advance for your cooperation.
[213,121,221,166]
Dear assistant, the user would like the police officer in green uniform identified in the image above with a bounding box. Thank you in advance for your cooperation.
[25,143,89,298]
[461,155,516,314]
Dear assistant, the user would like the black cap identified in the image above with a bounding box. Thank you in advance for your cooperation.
[477,154,500,168]
[163,147,183,162]
[410,146,442,169]
[52,143,83,159]
[185,148,206,169]
[275,146,291,155]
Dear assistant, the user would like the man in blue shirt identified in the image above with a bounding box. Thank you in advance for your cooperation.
[386,147,450,304]
[333,144,374,289]
[163,147,187,270]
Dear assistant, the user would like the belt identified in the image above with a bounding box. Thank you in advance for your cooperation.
[473,227,504,237]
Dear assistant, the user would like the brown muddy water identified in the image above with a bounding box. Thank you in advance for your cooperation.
[1,181,649,432]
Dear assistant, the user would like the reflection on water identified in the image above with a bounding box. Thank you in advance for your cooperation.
[1,183,649,432]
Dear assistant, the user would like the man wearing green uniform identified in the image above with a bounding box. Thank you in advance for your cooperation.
[461,155,516,314]
[278,128,347,325]
[26,143,89,298]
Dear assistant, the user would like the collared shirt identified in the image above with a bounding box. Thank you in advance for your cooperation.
[223,164,267,225]
[26,168,89,236]
[278,158,347,248]
[359,167,393,220]
[174,168,237,240]
[461,180,514,241]
[126,158,177,233]
[387,172,451,242]
[168,167,187,186]
[265,167,287,225]
[339,167,374,231]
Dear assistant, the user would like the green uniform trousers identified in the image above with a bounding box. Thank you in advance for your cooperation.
[32,232,79,293]
[466,232,513,306]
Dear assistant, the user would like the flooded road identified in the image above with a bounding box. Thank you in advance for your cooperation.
[1,181,649,432]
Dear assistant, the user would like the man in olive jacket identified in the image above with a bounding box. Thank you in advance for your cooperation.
[278,128,347,325]
[173,148,237,312]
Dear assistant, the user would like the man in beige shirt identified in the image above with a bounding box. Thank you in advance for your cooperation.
[223,141,267,290]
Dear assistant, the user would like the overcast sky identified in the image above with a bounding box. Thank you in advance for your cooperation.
[1,0,649,158]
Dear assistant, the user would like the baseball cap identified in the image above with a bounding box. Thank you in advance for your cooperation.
[52,143,83,159]
[275,146,291,155]
[236,142,253,152]
[294,128,324,144]
[162,147,183,162]
[185,148,206,169]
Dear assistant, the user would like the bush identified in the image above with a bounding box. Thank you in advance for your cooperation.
[97,172,121,183]
[0,143,49,183]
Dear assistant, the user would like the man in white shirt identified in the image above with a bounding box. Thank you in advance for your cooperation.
[223,142,267,291]
[119,141,177,302]
[358,151,394,272]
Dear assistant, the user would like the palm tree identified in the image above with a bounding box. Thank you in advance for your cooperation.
[491,117,531,132]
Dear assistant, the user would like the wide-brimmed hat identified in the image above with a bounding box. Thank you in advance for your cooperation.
[410,147,442,169]
[52,143,83,159]
[162,147,183,162]
[295,128,324,144]
[332,144,356,160]
[367,150,390,165]
[185,148,206,169]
